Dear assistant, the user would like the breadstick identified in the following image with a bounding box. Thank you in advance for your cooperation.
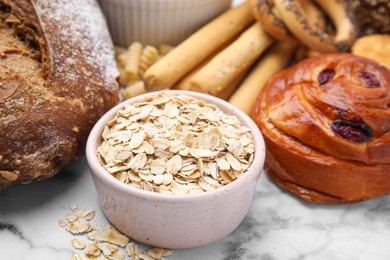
[172,61,205,91]
[143,2,254,90]
[228,42,297,114]
[218,68,249,100]
[188,23,273,96]
[173,38,236,91]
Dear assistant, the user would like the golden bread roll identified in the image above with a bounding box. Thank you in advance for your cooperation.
[352,34,390,69]
[0,0,119,188]
[253,54,390,203]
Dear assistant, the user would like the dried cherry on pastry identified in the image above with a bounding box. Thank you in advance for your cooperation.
[331,117,373,143]
[358,71,381,88]
[252,54,390,203]
[318,69,335,85]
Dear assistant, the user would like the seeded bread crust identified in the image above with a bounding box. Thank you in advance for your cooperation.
[252,54,390,203]
[351,0,390,35]
[0,0,119,188]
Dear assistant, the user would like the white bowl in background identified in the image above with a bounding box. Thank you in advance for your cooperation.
[98,0,233,46]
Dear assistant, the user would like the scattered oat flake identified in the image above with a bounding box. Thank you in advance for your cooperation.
[70,204,79,212]
[161,248,173,257]
[125,242,138,257]
[96,242,118,256]
[58,219,68,227]
[71,238,86,250]
[95,225,129,247]
[74,209,86,217]
[147,247,165,258]
[85,243,101,257]
[61,205,173,259]
[138,252,154,260]
[87,231,97,241]
[67,213,80,223]
[71,253,84,260]
[66,218,90,235]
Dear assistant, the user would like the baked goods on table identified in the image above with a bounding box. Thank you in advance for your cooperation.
[252,54,390,203]
[0,0,119,188]
[110,1,390,204]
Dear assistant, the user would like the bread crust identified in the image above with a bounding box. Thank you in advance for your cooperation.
[253,54,390,203]
[0,0,119,188]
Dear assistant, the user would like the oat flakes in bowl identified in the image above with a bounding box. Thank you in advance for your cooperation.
[86,90,265,249]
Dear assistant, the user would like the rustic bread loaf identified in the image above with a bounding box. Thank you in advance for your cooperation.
[253,54,390,203]
[0,0,119,188]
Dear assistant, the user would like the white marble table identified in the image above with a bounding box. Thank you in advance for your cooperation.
[1,156,390,260]
[2,0,390,259]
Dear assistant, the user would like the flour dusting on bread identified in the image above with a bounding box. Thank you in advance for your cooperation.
[33,0,118,86]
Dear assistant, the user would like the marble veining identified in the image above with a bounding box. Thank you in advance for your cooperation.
[1,156,390,260]
[2,1,390,259]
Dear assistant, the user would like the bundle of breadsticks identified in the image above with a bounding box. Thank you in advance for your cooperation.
[145,1,298,114]
[116,1,297,114]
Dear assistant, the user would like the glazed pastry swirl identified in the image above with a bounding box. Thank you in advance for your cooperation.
[253,54,390,203]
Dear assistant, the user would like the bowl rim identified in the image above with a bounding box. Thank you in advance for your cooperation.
[86,90,266,202]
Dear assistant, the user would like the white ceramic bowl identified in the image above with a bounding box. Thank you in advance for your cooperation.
[98,0,233,46]
[86,90,265,249]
